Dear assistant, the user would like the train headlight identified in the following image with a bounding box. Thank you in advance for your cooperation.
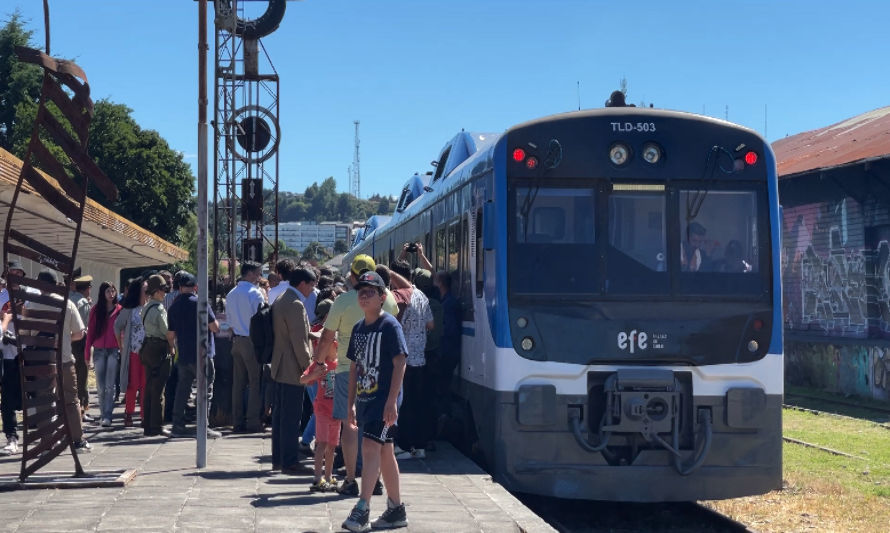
[520,337,535,351]
[642,142,663,164]
[747,340,759,353]
[516,317,528,328]
[609,143,631,166]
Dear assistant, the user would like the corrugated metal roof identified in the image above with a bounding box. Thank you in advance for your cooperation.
[0,148,188,265]
[772,106,890,177]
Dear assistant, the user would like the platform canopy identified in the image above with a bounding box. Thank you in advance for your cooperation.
[0,148,188,270]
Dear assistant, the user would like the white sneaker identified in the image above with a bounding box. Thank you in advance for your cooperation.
[100,418,112,427]
[396,448,425,460]
[2,437,19,455]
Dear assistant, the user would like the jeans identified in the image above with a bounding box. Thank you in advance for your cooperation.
[92,348,120,421]
[271,381,304,468]
[1,358,21,438]
[302,382,317,444]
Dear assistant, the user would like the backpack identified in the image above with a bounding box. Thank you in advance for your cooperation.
[249,302,274,365]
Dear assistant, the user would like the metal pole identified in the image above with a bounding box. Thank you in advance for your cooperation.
[196,0,209,468]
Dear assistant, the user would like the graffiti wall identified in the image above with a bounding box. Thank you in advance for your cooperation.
[785,341,890,401]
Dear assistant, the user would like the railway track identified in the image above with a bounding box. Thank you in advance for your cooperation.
[784,392,890,420]
[515,494,756,532]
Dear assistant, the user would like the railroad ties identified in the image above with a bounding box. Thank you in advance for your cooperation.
[4,40,117,482]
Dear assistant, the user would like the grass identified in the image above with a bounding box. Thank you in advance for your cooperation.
[704,396,890,532]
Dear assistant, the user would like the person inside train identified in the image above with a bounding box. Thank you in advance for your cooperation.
[681,221,711,272]
[716,239,752,273]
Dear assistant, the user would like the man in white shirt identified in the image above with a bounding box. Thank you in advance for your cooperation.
[225,261,265,432]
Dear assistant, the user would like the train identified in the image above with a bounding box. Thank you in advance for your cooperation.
[343,100,782,502]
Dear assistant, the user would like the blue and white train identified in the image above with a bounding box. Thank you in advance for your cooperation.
[345,104,782,502]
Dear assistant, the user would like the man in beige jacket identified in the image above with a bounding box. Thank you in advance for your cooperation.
[270,266,316,474]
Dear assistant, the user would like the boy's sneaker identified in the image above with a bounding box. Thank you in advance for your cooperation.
[371,498,408,529]
[100,418,112,428]
[342,504,371,532]
[373,479,384,495]
[338,478,360,496]
[396,448,425,460]
[1,436,18,456]
[73,440,92,453]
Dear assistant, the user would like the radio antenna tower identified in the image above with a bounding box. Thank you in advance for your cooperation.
[351,120,361,199]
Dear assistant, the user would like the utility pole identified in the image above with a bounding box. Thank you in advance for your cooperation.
[196,0,209,469]
[351,121,360,199]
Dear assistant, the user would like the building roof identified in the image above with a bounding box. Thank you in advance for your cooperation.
[772,106,890,178]
[1,148,188,267]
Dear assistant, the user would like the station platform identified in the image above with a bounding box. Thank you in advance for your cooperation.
[0,414,554,532]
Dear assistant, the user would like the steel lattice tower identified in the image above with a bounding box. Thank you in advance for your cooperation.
[212,0,284,294]
[351,120,360,199]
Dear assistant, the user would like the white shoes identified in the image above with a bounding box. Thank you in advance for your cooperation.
[100,418,112,427]
[1,436,19,456]
[396,448,425,460]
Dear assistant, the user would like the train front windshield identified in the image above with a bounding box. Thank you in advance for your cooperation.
[508,181,768,297]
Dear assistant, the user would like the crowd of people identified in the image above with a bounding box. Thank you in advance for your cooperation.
[0,242,463,532]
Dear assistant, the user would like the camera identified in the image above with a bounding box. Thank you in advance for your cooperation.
[406,243,418,253]
[2,331,17,346]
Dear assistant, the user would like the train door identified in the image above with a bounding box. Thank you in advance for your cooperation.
[463,208,485,383]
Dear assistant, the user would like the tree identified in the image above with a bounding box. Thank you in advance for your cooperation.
[333,239,349,254]
[301,241,330,263]
[0,12,41,152]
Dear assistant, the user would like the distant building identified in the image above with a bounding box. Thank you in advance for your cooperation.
[263,221,352,253]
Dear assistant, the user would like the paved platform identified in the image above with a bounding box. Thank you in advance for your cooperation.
[0,415,554,532]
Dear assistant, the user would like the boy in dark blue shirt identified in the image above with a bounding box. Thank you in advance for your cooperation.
[342,271,409,532]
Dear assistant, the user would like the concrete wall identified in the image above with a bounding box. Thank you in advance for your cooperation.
[785,340,890,401]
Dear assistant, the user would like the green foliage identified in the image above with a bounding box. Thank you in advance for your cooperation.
[0,11,41,152]
[333,239,349,254]
[301,241,330,263]
[265,177,395,224]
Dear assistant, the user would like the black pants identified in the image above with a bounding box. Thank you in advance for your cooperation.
[271,381,304,468]
[71,338,89,410]
[140,338,171,434]
[396,364,433,451]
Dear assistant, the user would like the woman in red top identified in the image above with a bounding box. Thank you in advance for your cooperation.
[85,281,121,427]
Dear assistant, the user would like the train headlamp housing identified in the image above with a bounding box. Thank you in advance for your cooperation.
[642,142,663,164]
[609,143,631,166]
[520,337,535,351]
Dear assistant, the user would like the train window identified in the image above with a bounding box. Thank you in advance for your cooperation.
[435,228,446,271]
[461,215,474,319]
[606,187,668,294]
[509,186,598,294]
[475,209,483,297]
[679,190,759,275]
[432,147,451,182]
[448,221,459,272]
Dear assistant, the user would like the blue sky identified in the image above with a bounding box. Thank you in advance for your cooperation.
[7,1,889,199]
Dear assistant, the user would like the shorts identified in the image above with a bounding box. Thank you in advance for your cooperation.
[316,411,340,446]
[332,372,351,421]
[360,419,398,445]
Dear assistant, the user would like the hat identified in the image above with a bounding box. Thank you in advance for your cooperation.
[6,260,24,272]
[37,270,57,284]
[178,272,197,288]
[354,271,386,290]
[145,274,168,295]
[350,254,376,276]
[314,298,333,321]
[74,274,93,284]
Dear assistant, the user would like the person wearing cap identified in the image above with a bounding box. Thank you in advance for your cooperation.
[162,270,184,424]
[318,254,398,496]
[225,261,266,433]
[167,273,221,439]
[24,270,91,452]
[341,270,409,531]
[140,274,174,437]
[269,266,315,474]
[70,273,94,419]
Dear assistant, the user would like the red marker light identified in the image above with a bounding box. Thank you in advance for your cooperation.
[526,156,539,169]
[512,148,526,162]
[753,319,764,331]
[744,151,758,166]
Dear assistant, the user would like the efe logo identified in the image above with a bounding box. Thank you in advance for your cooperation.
[617,330,648,354]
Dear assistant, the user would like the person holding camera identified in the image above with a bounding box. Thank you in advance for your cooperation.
[398,242,432,272]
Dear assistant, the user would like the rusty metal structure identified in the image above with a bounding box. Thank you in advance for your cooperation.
[2,1,118,481]
[212,0,285,291]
